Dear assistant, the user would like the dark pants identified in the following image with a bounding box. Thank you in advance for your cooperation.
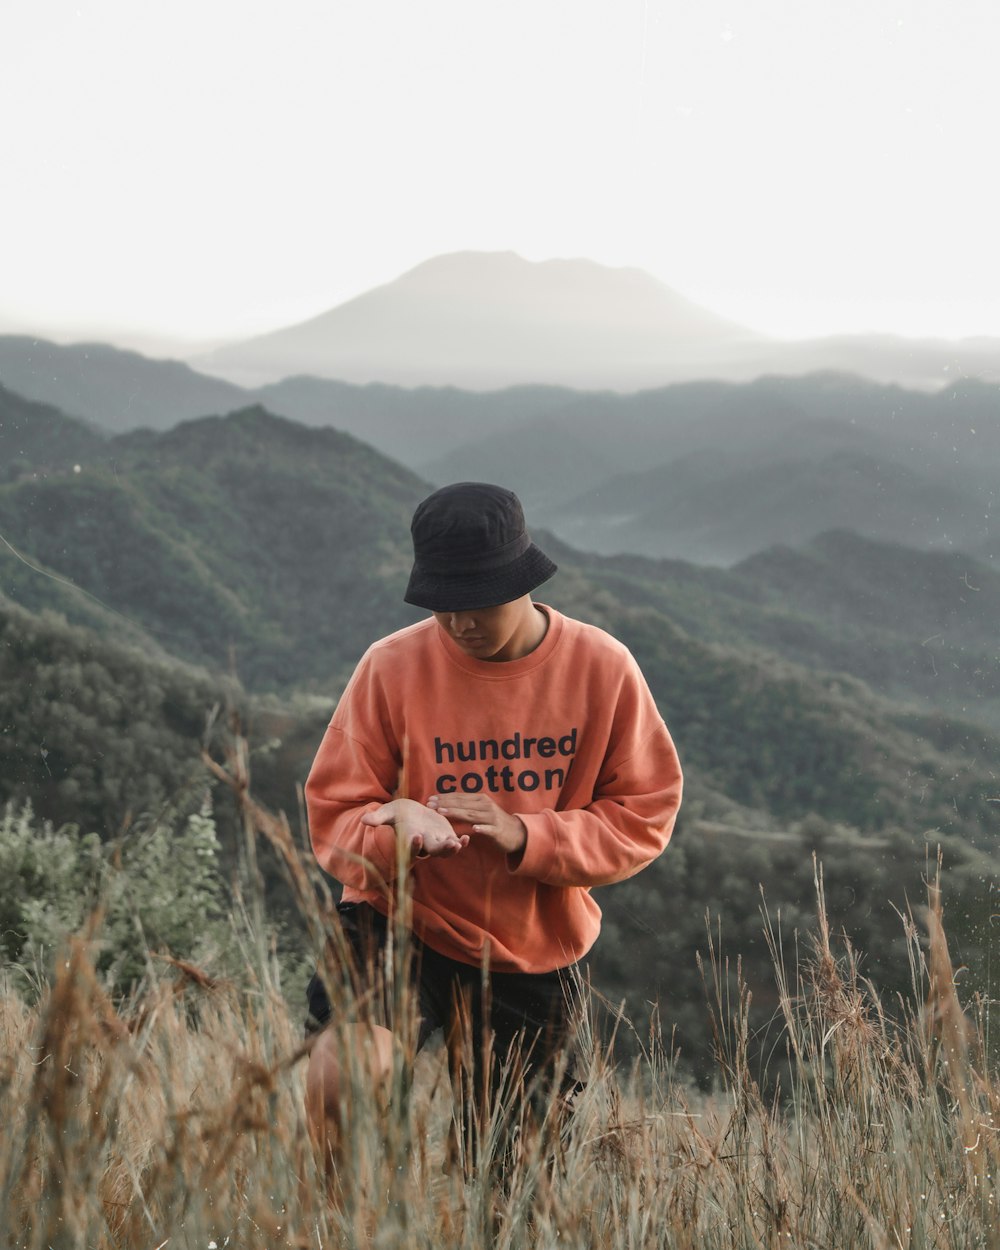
[306,902,583,1169]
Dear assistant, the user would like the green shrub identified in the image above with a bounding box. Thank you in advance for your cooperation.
[0,797,230,997]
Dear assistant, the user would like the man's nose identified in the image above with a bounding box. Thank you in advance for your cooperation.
[451,613,477,633]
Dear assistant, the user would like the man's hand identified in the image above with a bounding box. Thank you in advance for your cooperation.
[361,798,469,859]
[426,793,527,857]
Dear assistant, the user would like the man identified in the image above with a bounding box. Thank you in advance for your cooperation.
[304,481,682,1166]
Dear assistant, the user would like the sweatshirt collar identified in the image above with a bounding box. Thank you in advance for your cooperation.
[435,604,563,678]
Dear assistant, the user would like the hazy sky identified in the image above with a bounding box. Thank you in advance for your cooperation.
[4,0,998,349]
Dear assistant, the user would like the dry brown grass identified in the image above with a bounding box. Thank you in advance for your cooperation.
[2,873,997,1250]
[2,764,997,1248]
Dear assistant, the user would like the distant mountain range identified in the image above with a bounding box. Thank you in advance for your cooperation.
[425,372,1000,565]
[3,329,998,568]
[192,252,1000,392]
[193,252,762,390]
[5,256,1000,410]
[0,332,574,463]
[3,380,998,735]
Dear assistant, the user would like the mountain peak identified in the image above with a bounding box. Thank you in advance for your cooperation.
[388,251,719,318]
[189,250,1000,392]
[195,251,761,390]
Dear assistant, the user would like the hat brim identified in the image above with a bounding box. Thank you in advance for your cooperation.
[404,543,557,611]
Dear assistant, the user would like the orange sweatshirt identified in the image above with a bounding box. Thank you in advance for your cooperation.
[305,606,682,974]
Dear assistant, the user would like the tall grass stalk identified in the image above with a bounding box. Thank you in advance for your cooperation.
[1,770,997,1247]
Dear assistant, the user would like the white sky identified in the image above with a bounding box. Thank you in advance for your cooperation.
[3,0,998,349]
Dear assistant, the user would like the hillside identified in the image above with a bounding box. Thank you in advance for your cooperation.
[0,382,108,479]
[551,529,1000,730]
[544,447,983,564]
[425,372,1000,489]
[0,596,240,837]
[3,390,998,1069]
[4,336,998,569]
[2,393,997,835]
[11,581,997,1072]
[0,333,591,466]
[5,383,998,736]
[0,336,246,432]
[0,406,427,689]
[426,373,1000,564]
[252,376,576,468]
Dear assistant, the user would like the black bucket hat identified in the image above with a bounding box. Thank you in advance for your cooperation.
[404,482,558,611]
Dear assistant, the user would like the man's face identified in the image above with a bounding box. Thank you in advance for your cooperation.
[432,595,543,662]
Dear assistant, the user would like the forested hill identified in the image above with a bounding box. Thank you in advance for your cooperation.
[4,335,1000,568]
[3,388,999,845]
[423,373,1000,565]
[0,597,240,835]
[0,382,108,479]
[4,515,997,1076]
[3,385,998,1070]
[5,383,997,730]
[554,530,1000,731]
[1,397,426,688]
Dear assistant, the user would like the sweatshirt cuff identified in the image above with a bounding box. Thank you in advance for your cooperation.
[508,812,558,880]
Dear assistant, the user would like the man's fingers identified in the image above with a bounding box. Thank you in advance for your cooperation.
[361,803,393,825]
[422,832,469,858]
[427,797,491,820]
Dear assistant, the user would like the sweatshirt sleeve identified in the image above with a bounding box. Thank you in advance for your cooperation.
[511,655,683,889]
[304,653,403,897]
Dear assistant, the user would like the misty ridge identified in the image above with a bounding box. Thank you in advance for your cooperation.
[3,249,999,569]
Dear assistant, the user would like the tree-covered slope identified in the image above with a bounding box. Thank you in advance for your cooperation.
[543,448,982,564]
[3,391,998,839]
[0,382,108,481]
[5,587,996,1078]
[3,388,997,1075]
[557,531,1000,730]
[0,597,236,836]
[6,335,998,570]
[426,373,1000,564]
[0,406,428,689]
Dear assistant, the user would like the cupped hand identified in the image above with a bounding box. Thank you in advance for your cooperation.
[426,793,527,856]
[361,798,470,858]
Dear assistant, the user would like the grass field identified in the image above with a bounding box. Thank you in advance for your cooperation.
[1,851,997,1250]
